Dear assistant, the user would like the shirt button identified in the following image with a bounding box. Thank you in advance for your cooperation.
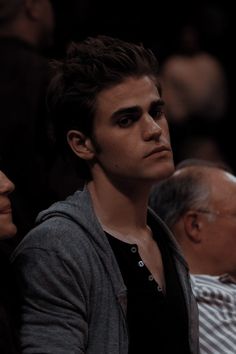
[157,285,162,292]
[131,246,137,253]
[148,275,154,281]
[138,260,144,267]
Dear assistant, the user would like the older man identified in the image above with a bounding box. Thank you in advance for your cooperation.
[150,159,236,353]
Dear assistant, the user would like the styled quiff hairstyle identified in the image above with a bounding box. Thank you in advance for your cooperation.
[47,35,160,180]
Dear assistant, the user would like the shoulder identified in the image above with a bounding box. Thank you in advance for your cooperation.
[11,214,93,264]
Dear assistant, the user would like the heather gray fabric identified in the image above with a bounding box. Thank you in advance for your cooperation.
[11,186,199,353]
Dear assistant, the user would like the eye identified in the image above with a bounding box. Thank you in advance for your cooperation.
[118,116,137,128]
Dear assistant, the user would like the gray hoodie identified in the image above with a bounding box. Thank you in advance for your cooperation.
[11,187,199,353]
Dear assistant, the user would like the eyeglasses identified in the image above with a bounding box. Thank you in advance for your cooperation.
[195,208,236,220]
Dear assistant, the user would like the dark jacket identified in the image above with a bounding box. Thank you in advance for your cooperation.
[12,187,199,353]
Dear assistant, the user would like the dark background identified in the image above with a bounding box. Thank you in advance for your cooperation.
[50,0,235,171]
[51,0,233,62]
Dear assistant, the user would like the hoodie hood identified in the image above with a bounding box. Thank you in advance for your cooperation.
[36,186,127,299]
[37,186,101,242]
[37,186,188,269]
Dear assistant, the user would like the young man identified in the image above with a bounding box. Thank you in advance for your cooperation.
[150,159,236,353]
[12,36,199,353]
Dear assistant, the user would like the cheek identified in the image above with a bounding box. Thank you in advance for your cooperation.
[214,227,235,251]
[227,228,236,247]
[102,147,132,166]
[97,141,136,172]
[96,135,131,157]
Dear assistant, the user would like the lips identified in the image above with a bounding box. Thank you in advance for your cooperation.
[0,203,12,214]
[144,145,171,158]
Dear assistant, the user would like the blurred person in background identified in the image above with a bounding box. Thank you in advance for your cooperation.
[0,167,19,353]
[159,24,229,168]
[0,0,56,244]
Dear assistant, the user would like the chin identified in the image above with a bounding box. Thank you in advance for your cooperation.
[152,160,175,182]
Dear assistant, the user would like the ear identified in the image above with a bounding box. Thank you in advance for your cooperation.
[183,210,203,243]
[67,130,95,161]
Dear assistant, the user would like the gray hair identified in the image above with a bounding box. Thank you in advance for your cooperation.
[149,168,211,228]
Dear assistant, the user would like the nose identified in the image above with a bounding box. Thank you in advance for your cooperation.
[0,171,15,195]
[142,115,162,141]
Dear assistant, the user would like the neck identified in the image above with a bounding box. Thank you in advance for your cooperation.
[87,174,152,243]
[183,250,226,276]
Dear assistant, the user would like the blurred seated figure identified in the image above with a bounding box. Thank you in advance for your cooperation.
[159,25,229,169]
[160,25,228,124]
[0,169,19,353]
[160,51,228,123]
[0,0,55,242]
[149,159,236,353]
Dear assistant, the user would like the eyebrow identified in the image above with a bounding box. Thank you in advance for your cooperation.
[149,99,165,111]
[111,99,165,120]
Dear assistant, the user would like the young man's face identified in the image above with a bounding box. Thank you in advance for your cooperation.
[91,76,174,184]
